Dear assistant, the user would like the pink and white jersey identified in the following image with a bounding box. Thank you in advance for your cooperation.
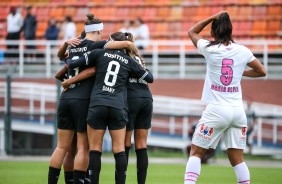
[197,39,256,106]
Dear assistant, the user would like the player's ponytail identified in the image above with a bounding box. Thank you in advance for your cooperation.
[207,12,234,47]
[84,12,102,25]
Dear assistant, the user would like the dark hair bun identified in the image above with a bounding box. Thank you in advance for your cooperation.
[87,13,94,21]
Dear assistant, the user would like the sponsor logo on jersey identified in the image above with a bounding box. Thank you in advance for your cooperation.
[69,47,87,53]
[104,52,128,64]
[200,124,214,136]
[242,127,247,135]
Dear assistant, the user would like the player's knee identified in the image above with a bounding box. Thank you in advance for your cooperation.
[135,141,147,150]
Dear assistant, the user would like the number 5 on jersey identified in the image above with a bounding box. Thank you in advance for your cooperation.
[104,61,120,86]
[220,59,233,86]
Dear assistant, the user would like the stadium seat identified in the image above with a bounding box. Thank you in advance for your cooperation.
[267,5,281,20]
[156,7,170,21]
[129,7,144,19]
[252,5,267,19]
[266,20,281,36]
[49,7,64,21]
[75,7,90,21]
[226,5,239,18]
[251,20,267,36]
[0,6,9,21]
[116,7,130,20]
[169,6,183,21]
[36,7,50,21]
[236,21,252,37]
[238,5,253,20]
[64,7,77,17]
[195,6,211,21]
[182,6,197,21]
[36,21,48,38]
[143,7,157,21]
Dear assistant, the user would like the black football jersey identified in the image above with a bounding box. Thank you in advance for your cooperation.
[60,39,108,99]
[127,55,153,99]
[69,49,153,109]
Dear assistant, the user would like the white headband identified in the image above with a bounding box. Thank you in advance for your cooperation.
[84,23,104,33]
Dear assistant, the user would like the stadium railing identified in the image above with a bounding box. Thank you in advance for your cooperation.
[0,81,282,152]
[0,39,282,79]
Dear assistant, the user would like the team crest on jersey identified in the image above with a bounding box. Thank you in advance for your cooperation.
[200,124,214,136]
[242,127,247,135]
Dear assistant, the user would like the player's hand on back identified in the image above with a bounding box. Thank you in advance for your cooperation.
[61,79,71,92]
[65,36,81,47]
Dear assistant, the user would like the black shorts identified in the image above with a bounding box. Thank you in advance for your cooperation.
[87,106,128,130]
[127,97,153,131]
[57,99,89,132]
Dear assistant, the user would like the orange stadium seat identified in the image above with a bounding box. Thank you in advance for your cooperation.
[49,7,64,21]
[183,6,197,21]
[36,7,50,21]
[267,5,281,20]
[195,6,211,21]
[36,21,48,38]
[116,7,130,20]
[143,7,157,21]
[75,7,90,21]
[64,7,77,17]
[237,5,253,20]
[236,21,252,37]
[251,20,267,36]
[226,6,239,18]
[129,7,144,19]
[252,5,267,19]
[210,6,224,15]
[266,20,281,36]
[156,7,170,21]
[0,6,9,21]
[170,6,183,21]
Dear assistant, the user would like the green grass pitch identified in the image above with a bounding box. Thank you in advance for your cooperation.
[0,161,281,184]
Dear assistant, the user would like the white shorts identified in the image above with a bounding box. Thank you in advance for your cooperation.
[192,104,247,150]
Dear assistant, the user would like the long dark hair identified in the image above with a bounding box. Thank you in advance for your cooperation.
[207,12,234,47]
[110,32,133,42]
[110,32,135,56]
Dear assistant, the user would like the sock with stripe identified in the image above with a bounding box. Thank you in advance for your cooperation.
[89,150,102,184]
[136,148,148,184]
[84,168,91,184]
[48,166,61,184]
[64,171,73,184]
[73,170,86,184]
[114,151,127,184]
[184,156,201,184]
[233,162,250,184]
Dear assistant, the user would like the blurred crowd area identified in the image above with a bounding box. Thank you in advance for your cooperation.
[0,0,281,46]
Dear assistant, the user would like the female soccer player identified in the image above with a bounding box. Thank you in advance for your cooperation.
[184,11,266,184]
[122,33,153,184]
[48,13,140,184]
[67,32,153,184]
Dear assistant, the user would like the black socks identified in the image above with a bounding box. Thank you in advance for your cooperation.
[114,151,127,184]
[136,148,148,184]
[64,171,73,184]
[89,150,102,184]
[48,166,61,184]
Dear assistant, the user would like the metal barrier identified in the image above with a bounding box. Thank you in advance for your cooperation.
[0,39,282,79]
[0,81,281,150]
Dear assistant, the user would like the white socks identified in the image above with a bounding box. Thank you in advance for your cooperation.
[184,156,201,184]
[233,162,250,184]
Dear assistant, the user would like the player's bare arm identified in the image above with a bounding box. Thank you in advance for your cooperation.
[188,11,226,47]
[57,36,81,59]
[106,41,140,58]
[55,66,68,81]
[62,67,96,90]
[243,59,267,77]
